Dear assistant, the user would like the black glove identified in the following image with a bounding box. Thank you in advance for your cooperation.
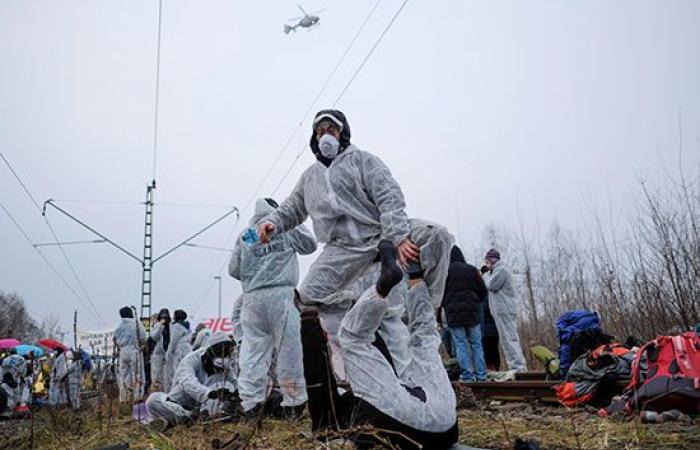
[480,265,489,274]
[208,387,234,401]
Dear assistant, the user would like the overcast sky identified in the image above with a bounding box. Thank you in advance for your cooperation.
[2,0,699,333]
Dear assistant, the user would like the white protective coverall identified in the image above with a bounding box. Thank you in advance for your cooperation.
[264,143,453,378]
[114,317,147,401]
[49,350,81,408]
[339,281,457,434]
[164,322,192,392]
[484,261,527,372]
[150,321,169,388]
[146,333,238,425]
[231,294,243,345]
[229,198,318,412]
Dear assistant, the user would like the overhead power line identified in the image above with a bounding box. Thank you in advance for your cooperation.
[0,201,104,325]
[1,153,106,326]
[272,0,410,198]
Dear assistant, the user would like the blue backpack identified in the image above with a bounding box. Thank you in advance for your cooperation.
[557,310,601,375]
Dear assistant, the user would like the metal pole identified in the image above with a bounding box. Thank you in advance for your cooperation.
[214,276,222,318]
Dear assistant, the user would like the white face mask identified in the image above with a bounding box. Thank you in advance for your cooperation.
[213,357,229,370]
[318,134,340,159]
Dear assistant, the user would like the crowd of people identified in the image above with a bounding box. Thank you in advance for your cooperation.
[2,109,532,450]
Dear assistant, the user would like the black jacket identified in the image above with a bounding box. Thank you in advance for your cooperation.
[441,246,488,328]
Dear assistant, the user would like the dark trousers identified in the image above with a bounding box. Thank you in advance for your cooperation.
[482,335,501,371]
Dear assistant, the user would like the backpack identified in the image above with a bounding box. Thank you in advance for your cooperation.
[557,310,601,375]
[626,332,700,414]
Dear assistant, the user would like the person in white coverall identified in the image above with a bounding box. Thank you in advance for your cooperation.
[301,242,458,450]
[258,109,453,380]
[146,332,239,430]
[482,248,527,372]
[49,349,81,409]
[149,308,171,391]
[164,309,192,392]
[114,306,147,402]
[229,197,317,417]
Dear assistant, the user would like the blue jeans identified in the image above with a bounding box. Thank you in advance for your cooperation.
[449,324,487,381]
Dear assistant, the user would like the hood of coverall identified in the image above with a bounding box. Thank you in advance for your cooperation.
[201,332,235,375]
[249,198,277,226]
[309,109,352,167]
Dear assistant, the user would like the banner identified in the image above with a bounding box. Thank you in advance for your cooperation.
[77,329,115,356]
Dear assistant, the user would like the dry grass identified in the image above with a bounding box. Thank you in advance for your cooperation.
[1,400,698,450]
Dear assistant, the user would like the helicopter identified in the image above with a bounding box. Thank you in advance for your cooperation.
[284,4,324,34]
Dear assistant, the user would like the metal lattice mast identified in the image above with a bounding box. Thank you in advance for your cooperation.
[140,180,156,330]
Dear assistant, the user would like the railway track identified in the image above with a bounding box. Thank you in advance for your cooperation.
[454,372,628,405]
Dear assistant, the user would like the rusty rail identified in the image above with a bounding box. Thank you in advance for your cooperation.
[463,380,560,403]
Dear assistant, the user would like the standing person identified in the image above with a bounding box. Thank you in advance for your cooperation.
[480,290,501,371]
[229,197,317,418]
[54,349,81,409]
[164,310,192,392]
[441,246,488,382]
[258,109,453,378]
[114,306,147,402]
[482,249,527,372]
[149,308,171,391]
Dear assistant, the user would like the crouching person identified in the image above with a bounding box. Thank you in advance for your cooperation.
[302,241,458,450]
[146,333,240,431]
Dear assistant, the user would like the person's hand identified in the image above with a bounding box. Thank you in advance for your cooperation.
[480,265,489,274]
[258,223,276,244]
[208,387,234,400]
[396,238,420,269]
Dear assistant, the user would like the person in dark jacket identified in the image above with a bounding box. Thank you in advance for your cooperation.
[441,246,488,381]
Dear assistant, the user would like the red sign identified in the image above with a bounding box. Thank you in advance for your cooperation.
[202,317,235,333]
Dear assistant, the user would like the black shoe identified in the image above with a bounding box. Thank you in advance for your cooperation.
[244,402,263,425]
[376,240,403,297]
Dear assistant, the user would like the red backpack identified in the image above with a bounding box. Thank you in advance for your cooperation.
[626,332,700,414]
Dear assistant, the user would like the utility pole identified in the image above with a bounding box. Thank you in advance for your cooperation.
[73,310,78,350]
[214,276,222,318]
[140,180,156,330]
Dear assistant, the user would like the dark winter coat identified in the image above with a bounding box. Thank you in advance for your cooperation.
[441,246,488,328]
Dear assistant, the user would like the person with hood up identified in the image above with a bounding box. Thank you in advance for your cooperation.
[302,243,458,450]
[49,348,82,409]
[229,197,317,418]
[258,110,453,379]
[164,309,192,392]
[114,306,147,402]
[441,246,488,382]
[146,332,239,430]
[149,308,171,391]
[482,249,527,372]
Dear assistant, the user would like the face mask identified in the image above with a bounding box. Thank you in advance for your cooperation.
[318,134,340,159]
[213,357,229,370]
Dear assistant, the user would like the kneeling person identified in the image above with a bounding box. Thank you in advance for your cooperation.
[302,242,458,450]
[146,333,239,430]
